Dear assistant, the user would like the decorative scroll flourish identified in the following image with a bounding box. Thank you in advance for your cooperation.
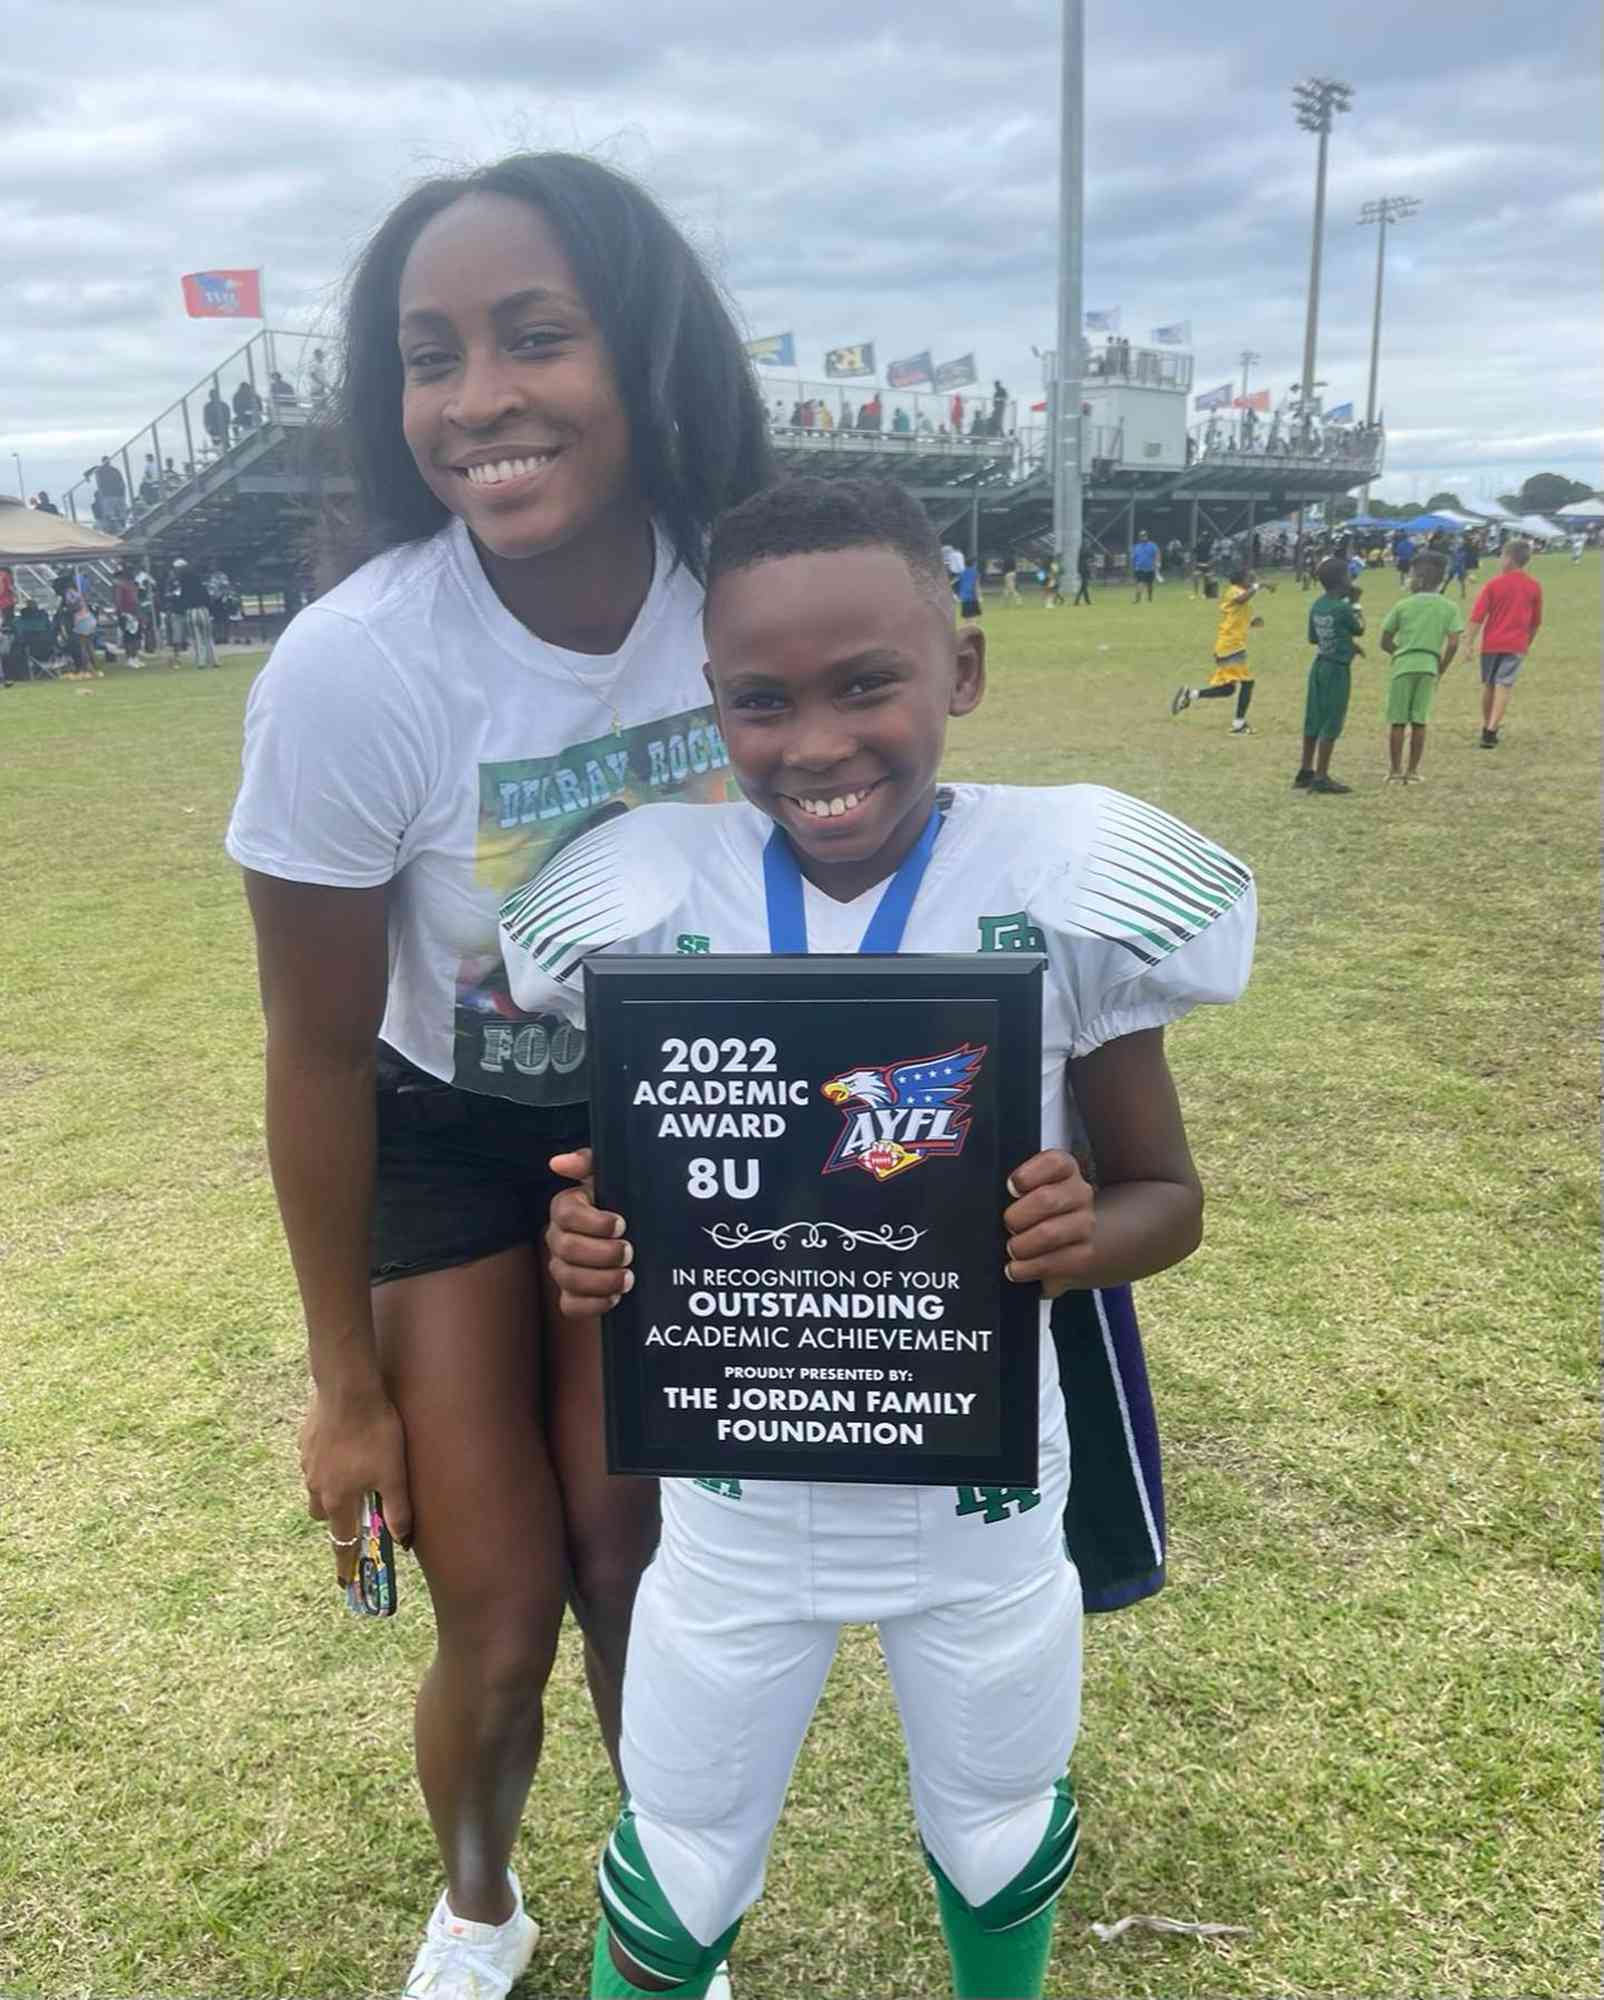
[702,1219,926,1253]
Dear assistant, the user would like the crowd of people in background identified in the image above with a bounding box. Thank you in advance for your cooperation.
[770,379,1013,442]
[0,554,243,685]
[1188,408,1382,468]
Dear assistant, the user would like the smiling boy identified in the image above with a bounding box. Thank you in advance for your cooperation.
[499,478,1256,2000]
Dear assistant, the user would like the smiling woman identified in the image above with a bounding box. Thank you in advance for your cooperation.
[222,152,772,2000]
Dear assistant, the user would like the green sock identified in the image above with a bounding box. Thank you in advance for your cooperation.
[927,1775,1079,1999]
[932,1871,1058,2000]
[589,1917,717,2000]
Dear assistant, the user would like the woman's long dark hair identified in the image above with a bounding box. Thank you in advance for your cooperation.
[318,152,773,587]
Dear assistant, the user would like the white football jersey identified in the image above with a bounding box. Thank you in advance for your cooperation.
[499,782,1257,1166]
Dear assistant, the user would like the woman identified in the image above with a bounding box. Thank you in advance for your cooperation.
[225,153,772,1998]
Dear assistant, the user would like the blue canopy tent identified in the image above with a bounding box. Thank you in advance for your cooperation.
[1400,513,1468,534]
[1344,514,1398,533]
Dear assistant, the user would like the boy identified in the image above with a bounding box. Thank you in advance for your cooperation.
[1464,538,1542,749]
[1379,549,1461,782]
[957,555,983,622]
[1169,564,1275,735]
[1294,558,1365,794]
[500,478,1255,2000]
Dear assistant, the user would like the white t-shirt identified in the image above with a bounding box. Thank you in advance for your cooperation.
[225,516,740,1104]
[499,782,1257,1162]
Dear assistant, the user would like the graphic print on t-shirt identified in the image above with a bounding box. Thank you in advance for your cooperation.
[454,703,738,1101]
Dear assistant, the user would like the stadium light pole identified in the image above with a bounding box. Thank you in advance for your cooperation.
[1358,195,1420,509]
[1052,0,1084,581]
[11,452,23,500]
[1292,77,1353,449]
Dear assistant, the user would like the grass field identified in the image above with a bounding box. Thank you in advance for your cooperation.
[1,557,1598,2000]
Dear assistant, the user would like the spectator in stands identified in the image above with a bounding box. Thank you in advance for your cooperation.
[94,456,128,532]
[990,379,1008,435]
[915,411,933,435]
[1130,529,1159,602]
[138,455,160,506]
[33,490,61,514]
[308,347,331,407]
[204,382,231,457]
[270,369,297,408]
[949,391,963,431]
[161,457,184,495]
[891,406,911,435]
[233,377,262,436]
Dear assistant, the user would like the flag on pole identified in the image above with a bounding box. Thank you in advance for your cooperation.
[932,353,977,391]
[1193,381,1232,411]
[181,269,264,318]
[745,332,797,368]
[887,350,934,389]
[824,342,876,379]
[1325,401,1354,422]
[1084,307,1121,332]
[1151,321,1191,346]
[1232,389,1271,413]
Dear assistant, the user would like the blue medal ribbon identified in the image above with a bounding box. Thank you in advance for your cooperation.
[763,803,942,955]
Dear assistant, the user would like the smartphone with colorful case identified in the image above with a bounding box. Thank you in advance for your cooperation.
[345,1490,398,1619]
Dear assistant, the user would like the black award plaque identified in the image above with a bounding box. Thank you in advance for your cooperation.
[585,954,1043,1485]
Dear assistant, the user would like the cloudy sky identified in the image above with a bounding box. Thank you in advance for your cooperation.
[4,0,1599,510]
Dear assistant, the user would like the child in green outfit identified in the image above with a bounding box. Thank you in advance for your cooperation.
[1294,557,1366,795]
[1379,551,1462,783]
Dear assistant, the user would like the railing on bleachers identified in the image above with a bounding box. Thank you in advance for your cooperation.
[64,330,325,532]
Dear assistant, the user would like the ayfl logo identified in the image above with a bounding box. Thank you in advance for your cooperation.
[819,1045,986,1181]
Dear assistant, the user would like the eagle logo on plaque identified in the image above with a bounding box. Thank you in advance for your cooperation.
[820,1045,986,1181]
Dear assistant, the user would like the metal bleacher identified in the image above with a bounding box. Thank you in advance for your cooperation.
[66,334,1383,588]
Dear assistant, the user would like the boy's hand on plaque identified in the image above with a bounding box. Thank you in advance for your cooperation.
[547,1148,635,1317]
[1002,1149,1095,1300]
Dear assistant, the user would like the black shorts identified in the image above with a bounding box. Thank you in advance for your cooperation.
[371,1043,590,1285]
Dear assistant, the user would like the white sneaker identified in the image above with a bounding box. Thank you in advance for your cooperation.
[707,1964,733,2000]
[401,1871,540,1998]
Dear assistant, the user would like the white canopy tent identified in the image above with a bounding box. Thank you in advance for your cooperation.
[1515,514,1563,541]
[1553,498,1604,524]
[0,496,129,564]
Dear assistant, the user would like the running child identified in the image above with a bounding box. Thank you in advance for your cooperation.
[1169,564,1275,735]
[1293,558,1365,794]
[500,477,1256,2000]
[1379,549,1461,782]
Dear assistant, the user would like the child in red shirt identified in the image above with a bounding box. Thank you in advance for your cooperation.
[1466,539,1543,748]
